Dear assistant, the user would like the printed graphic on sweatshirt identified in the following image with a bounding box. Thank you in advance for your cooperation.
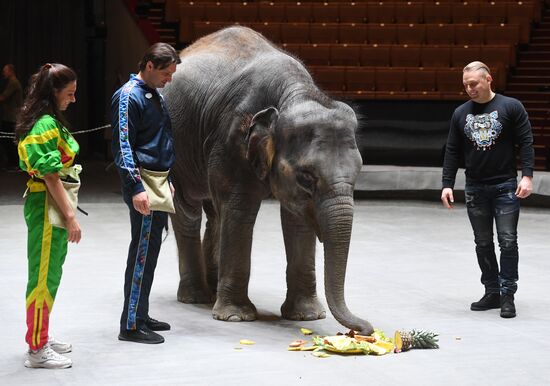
[464,111,502,150]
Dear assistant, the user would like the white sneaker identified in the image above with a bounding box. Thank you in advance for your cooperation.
[48,336,72,354]
[24,343,72,369]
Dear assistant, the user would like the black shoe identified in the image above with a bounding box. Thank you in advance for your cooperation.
[470,293,501,311]
[500,294,516,318]
[145,317,171,331]
[118,327,164,344]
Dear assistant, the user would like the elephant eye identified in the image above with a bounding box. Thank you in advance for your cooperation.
[296,170,317,196]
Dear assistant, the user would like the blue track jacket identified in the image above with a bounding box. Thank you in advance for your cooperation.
[111,75,175,196]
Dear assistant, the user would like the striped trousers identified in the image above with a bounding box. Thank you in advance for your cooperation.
[120,192,168,331]
[24,181,68,350]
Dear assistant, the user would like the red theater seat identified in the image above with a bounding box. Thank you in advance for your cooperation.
[285,3,312,23]
[300,44,331,66]
[345,67,376,97]
[258,2,285,22]
[203,3,232,22]
[421,45,452,68]
[231,2,258,23]
[391,45,421,67]
[375,67,406,92]
[485,24,520,45]
[478,2,507,24]
[339,2,367,24]
[368,24,397,45]
[330,44,362,66]
[454,24,485,46]
[367,2,395,24]
[451,2,479,24]
[395,2,424,24]
[309,66,347,93]
[397,24,426,45]
[312,2,339,23]
[310,23,339,44]
[361,44,391,67]
[451,45,482,68]
[423,3,452,24]
[406,68,437,92]
[179,3,206,42]
[339,23,368,44]
[280,22,309,44]
[425,24,455,45]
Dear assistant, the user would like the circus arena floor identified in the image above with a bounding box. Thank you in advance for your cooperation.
[1,163,549,386]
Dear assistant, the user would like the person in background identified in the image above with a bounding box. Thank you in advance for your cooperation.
[111,43,180,344]
[0,63,23,170]
[16,63,81,368]
[441,61,534,319]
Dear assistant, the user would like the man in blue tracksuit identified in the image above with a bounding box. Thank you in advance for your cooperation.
[111,43,181,344]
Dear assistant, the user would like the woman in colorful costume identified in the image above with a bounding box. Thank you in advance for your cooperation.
[16,63,81,369]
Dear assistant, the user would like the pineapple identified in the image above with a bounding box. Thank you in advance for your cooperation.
[394,329,439,351]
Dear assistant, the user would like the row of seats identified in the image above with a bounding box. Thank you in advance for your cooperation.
[282,43,515,69]
[167,0,540,4]
[307,66,483,100]
[167,1,538,25]
[186,21,523,45]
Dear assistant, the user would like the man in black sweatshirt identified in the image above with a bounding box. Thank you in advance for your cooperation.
[441,61,534,319]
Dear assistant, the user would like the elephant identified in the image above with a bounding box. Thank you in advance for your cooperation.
[161,26,374,335]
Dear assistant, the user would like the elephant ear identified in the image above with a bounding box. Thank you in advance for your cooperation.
[246,107,279,180]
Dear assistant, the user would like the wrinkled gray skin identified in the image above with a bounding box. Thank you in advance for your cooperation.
[162,26,373,334]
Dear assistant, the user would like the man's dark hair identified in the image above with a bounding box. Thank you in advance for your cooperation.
[138,43,181,71]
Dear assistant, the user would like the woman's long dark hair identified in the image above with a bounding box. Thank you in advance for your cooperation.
[15,63,77,140]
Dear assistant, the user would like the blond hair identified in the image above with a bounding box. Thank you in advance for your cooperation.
[463,61,491,75]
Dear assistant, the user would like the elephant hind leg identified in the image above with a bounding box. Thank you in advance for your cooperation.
[172,194,214,304]
[280,207,326,321]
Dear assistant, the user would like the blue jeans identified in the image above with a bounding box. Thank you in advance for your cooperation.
[465,178,520,295]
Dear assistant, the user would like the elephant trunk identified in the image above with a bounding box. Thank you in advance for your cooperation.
[317,184,374,335]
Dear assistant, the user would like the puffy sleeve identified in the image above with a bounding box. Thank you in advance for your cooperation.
[18,117,63,177]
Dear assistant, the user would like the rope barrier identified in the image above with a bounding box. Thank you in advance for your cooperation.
[0,124,111,139]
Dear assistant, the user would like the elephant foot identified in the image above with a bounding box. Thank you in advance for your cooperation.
[212,298,257,322]
[177,280,215,304]
[281,295,326,321]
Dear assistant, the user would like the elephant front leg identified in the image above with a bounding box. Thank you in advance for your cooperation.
[280,207,326,321]
[212,197,260,322]
[172,195,214,304]
[202,200,219,295]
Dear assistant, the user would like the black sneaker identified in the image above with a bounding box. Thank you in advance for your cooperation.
[470,293,501,311]
[118,327,165,344]
[500,294,516,318]
[145,317,171,331]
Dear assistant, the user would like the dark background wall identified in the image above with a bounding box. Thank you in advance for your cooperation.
[0,0,106,158]
[0,0,458,168]
[354,100,461,167]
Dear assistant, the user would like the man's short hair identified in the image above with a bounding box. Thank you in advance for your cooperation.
[138,43,181,71]
[463,61,491,76]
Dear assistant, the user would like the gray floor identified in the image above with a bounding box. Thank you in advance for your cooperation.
[1,165,549,385]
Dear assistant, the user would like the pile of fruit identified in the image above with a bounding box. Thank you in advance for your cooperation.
[289,328,439,357]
